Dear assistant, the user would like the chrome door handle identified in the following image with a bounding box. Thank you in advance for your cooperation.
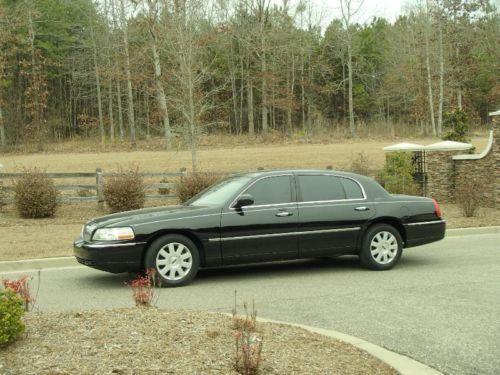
[276,211,293,217]
[354,206,370,211]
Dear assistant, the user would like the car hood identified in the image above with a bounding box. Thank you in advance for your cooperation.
[87,205,220,228]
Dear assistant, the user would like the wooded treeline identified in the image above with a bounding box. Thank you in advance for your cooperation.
[0,0,498,154]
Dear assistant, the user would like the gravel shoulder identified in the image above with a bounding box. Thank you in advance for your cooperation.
[2,308,396,375]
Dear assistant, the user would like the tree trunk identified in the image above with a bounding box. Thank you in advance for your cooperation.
[151,40,171,149]
[120,0,136,148]
[261,48,268,133]
[144,90,150,139]
[0,105,5,147]
[239,50,244,135]
[437,24,444,136]
[286,52,295,135]
[347,41,356,137]
[301,48,306,132]
[424,3,437,136]
[116,80,124,139]
[247,73,254,136]
[90,20,105,147]
[108,81,115,142]
[456,46,462,110]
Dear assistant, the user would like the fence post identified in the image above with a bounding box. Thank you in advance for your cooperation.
[96,168,104,207]
[179,167,187,182]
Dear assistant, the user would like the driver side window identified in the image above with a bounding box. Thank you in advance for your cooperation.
[242,176,292,206]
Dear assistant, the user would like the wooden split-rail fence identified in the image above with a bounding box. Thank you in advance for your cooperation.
[0,168,192,204]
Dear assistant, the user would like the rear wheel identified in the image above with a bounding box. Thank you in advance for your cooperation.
[360,224,402,270]
[144,234,200,287]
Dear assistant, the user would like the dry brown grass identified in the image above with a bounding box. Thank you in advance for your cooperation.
[0,136,489,173]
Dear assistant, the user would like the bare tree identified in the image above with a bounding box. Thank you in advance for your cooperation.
[424,0,437,135]
[119,0,136,148]
[142,0,172,149]
[167,0,220,171]
[89,16,106,146]
[339,0,363,138]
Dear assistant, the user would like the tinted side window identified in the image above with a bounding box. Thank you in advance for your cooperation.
[341,178,364,199]
[298,175,345,202]
[243,176,292,205]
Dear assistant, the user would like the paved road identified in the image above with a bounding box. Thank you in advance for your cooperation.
[5,233,500,375]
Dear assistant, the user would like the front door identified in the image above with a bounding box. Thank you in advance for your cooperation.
[220,174,298,264]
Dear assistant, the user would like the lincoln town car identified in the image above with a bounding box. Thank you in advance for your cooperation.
[74,170,446,286]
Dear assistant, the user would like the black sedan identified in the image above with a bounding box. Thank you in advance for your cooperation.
[74,170,445,286]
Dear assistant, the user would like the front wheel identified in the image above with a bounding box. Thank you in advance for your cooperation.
[144,234,200,287]
[359,224,403,270]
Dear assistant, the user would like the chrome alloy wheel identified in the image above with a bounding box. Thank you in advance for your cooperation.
[370,231,398,264]
[155,242,193,281]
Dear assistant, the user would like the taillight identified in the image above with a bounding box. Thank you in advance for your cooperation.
[432,198,442,219]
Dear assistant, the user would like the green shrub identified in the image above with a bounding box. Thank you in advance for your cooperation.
[177,173,221,203]
[379,152,419,195]
[0,289,25,347]
[104,168,146,213]
[455,178,484,217]
[443,109,469,143]
[14,168,59,218]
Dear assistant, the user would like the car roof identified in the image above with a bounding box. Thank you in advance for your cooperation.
[230,169,364,179]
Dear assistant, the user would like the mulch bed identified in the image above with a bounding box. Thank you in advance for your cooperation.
[2,308,396,375]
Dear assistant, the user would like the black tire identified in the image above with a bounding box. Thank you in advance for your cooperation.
[144,234,200,287]
[359,224,403,270]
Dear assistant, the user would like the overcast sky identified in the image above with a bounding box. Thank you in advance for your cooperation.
[287,0,408,28]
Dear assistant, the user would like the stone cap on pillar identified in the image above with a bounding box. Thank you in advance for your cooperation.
[425,140,473,152]
[382,142,425,152]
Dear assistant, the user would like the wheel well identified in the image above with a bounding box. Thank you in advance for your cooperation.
[366,218,407,246]
[141,230,206,268]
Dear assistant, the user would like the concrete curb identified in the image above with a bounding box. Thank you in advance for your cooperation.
[255,316,443,375]
[0,256,79,273]
[1,226,498,273]
[445,225,500,237]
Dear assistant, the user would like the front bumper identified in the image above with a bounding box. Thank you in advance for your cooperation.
[73,237,146,273]
[403,219,446,248]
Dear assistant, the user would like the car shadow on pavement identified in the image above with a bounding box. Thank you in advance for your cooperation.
[195,256,363,283]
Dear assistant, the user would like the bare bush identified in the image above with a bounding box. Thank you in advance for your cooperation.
[104,168,145,213]
[177,173,221,203]
[14,168,58,218]
[455,179,484,217]
[350,152,370,176]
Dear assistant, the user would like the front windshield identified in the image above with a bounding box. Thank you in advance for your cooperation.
[186,176,252,207]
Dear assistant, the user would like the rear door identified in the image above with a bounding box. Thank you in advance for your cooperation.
[220,174,298,264]
[296,174,374,257]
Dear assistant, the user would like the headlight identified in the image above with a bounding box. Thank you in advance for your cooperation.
[92,227,135,241]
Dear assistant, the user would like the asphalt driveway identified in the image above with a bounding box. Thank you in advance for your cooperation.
[2,232,499,374]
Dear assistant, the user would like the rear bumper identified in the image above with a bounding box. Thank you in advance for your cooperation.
[73,238,145,273]
[404,220,446,248]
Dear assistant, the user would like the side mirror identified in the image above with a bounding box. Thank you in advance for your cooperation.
[234,194,254,208]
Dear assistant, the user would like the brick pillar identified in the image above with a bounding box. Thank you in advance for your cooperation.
[426,150,463,202]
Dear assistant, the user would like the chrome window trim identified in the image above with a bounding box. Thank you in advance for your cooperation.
[405,220,446,226]
[228,174,294,210]
[296,173,367,203]
[297,198,366,206]
[208,227,361,242]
